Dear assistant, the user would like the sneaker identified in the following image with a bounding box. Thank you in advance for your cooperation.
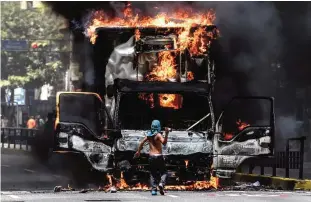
[151,190,157,196]
[159,183,164,195]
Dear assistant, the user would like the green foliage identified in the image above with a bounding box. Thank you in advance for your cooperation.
[1,1,70,90]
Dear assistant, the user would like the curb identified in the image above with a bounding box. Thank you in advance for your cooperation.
[234,173,311,191]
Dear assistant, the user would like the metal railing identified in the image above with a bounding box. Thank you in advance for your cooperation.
[1,127,38,151]
[247,136,306,179]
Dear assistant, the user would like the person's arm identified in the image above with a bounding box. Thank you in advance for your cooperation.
[158,127,170,145]
[134,137,148,158]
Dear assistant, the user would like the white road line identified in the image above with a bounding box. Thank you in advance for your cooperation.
[1,165,10,167]
[167,194,179,198]
[1,191,31,195]
[225,194,241,197]
[24,168,35,173]
[8,195,21,199]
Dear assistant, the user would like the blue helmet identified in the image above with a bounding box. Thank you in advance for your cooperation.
[147,120,161,137]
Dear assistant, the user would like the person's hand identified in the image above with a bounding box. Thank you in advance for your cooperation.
[133,151,140,159]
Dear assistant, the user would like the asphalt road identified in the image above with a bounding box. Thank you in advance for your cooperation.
[2,148,311,202]
[1,148,73,191]
[1,190,311,202]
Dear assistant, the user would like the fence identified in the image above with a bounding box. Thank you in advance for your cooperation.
[1,127,38,151]
[247,136,306,179]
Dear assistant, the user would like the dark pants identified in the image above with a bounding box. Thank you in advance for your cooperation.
[149,155,167,191]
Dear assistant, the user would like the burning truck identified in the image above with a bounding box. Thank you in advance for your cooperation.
[43,5,276,188]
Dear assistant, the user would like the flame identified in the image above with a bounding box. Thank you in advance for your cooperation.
[139,93,154,108]
[109,172,219,191]
[189,27,210,56]
[224,133,234,141]
[85,4,219,56]
[87,4,220,108]
[123,3,133,18]
[107,174,113,186]
[146,51,177,81]
[187,71,194,81]
[185,160,189,168]
[116,172,129,189]
[158,94,182,109]
[236,119,250,131]
[135,29,141,41]
[141,51,182,109]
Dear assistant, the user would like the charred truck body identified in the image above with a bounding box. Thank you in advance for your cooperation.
[51,25,275,183]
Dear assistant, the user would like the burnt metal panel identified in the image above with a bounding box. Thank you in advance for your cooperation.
[114,79,210,94]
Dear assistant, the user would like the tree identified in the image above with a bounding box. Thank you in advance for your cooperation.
[0,1,70,91]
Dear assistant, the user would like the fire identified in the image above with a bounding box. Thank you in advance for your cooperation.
[189,27,210,56]
[116,172,129,189]
[184,160,189,168]
[85,4,219,56]
[158,94,182,109]
[223,119,250,140]
[236,119,250,131]
[123,3,133,18]
[139,93,155,108]
[135,29,141,41]
[187,71,194,81]
[86,4,220,108]
[140,51,182,109]
[108,172,218,191]
[145,51,177,81]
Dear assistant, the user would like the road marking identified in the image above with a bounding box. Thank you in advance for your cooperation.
[8,195,21,199]
[24,168,35,173]
[167,194,178,198]
[1,191,31,195]
[226,194,241,197]
[1,164,10,167]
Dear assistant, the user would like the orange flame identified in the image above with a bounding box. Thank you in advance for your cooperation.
[110,171,218,191]
[86,4,219,57]
[123,3,133,18]
[145,51,177,81]
[140,51,182,109]
[185,160,189,168]
[187,71,194,81]
[135,29,141,41]
[236,119,250,131]
[159,94,182,109]
[116,172,129,189]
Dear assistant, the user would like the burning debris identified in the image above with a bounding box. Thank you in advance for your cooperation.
[103,172,219,192]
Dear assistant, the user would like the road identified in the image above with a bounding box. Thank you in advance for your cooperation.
[2,148,311,202]
[1,190,311,202]
[1,148,73,191]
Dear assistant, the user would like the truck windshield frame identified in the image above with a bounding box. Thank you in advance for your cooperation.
[117,91,211,131]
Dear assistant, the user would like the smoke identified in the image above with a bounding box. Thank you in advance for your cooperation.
[275,116,304,149]
[307,3,311,37]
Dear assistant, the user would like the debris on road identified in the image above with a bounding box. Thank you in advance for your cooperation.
[53,184,75,192]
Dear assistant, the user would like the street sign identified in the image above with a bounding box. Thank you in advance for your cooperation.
[1,40,28,51]
[14,87,26,105]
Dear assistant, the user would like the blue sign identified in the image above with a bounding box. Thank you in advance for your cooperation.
[1,40,28,51]
[14,88,26,105]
